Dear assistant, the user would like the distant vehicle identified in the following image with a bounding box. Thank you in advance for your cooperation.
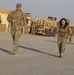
[36,17,57,36]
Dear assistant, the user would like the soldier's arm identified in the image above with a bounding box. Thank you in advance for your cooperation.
[64,25,69,33]
[7,11,13,23]
[65,25,69,34]
[24,16,27,26]
[22,12,27,25]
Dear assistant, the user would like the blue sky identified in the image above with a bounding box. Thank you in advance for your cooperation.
[0,0,74,24]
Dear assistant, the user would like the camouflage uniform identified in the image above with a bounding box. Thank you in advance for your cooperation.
[68,27,73,44]
[7,3,26,54]
[31,18,37,35]
[57,23,69,57]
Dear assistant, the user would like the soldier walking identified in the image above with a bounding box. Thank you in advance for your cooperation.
[31,19,37,35]
[7,3,26,55]
[57,18,69,58]
[68,27,73,44]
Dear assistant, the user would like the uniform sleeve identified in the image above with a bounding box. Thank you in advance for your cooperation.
[23,13,27,25]
[7,11,13,23]
[63,25,69,33]
[65,25,69,32]
[65,25,69,34]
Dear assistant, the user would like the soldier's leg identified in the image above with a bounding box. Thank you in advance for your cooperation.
[31,25,34,34]
[61,38,67,57]
[59,43,62,57]
[69,35,72,44]
[24,25,28,34]
[32,26,34,35]
[13,30,21,54]
[69,36,71,43]
[33,26,35,35]
[57,37,62,57]
[43,28,45,35]
[11,30,15,41]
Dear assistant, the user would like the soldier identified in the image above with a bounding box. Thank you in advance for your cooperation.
[57,18,69,58]
[31,18,38,35]
[7,3,26,55]
[68,27,73,44]
[0,15,2,24]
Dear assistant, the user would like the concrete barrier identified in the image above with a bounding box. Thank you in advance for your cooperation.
[0,24,6,32]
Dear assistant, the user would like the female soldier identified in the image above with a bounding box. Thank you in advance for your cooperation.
[57,18,69,58]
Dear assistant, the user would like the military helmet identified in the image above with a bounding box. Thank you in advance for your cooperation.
[16,3,22,7]
[54,17,57,20]
[48,17,52,19]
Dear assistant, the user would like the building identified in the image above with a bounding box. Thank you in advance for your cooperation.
[0,9,10,32]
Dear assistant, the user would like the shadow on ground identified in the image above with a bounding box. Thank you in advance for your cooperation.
[67,42,74,44]
[0,48,13,55]
[45,40,57,43]
[45,40,74,45]
[19,45,59,58]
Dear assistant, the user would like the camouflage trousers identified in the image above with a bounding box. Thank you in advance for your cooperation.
[31,25,36,35]
[11,30,21,54]
[69,35,73,44]
[57,36,67,54]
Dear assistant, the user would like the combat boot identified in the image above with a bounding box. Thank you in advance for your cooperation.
[60,53,64,58]
[11,53,15,55]
[10,52,15,55]
[12,49,18,55]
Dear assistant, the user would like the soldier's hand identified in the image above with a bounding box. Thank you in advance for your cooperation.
[21,21,24,26]
[57,29,59,32]
[12,19,16,23]
[21,24,24,26]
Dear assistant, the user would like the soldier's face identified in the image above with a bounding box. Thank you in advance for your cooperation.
[61,20,66,25]
[16,6,21,11]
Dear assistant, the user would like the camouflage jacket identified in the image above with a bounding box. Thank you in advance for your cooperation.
[7,10,26,30]
[58,24,69,36]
